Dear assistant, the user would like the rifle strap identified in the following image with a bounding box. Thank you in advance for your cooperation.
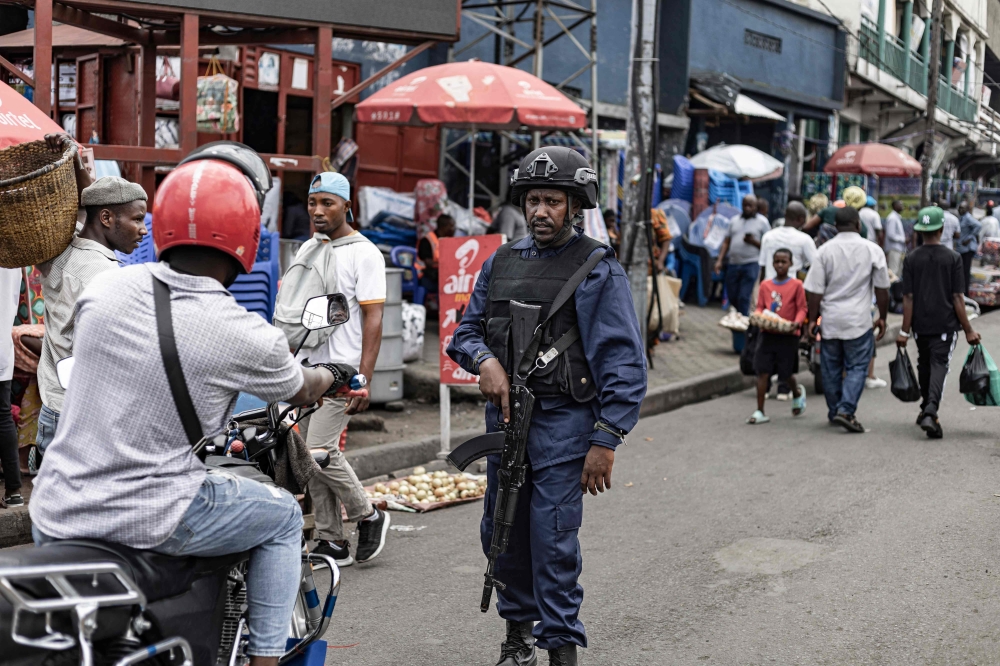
[153,275,204,446]
[514,248,605,384]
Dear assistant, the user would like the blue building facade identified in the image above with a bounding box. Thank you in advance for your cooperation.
[679,0,846,214]
[688,0,845,115]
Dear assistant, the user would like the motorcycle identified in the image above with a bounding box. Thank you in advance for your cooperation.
[0,294,361,666]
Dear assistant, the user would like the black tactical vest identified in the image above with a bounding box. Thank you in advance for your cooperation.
[483,234,604,402]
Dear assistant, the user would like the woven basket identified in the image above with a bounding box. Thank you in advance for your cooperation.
[0,138,79,268]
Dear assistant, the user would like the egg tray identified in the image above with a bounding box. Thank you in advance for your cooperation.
[364,474,488,513]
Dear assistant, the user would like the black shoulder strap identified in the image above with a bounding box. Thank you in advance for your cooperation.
[514,247,606,382]
[153,275,204,446]
[544,247,605,327]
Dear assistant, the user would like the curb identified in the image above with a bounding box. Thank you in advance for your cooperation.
[0,506,31,549]
[351,366,757,482]
[346,426,485,482]
[0,323,904,549]
[354,320,906,481]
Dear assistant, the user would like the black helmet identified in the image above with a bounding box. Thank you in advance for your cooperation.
[178,140,273,209]
[510,146,598,210]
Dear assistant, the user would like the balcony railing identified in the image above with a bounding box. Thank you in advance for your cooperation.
[907,53,926,94]
[938,78,978,122]
[882,32,908,82]
[858,17,977,123]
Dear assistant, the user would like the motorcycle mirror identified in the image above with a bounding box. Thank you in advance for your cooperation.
[301,293,350,330]
[56,357,75,389]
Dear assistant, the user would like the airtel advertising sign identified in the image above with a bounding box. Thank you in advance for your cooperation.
[438,235,504,385]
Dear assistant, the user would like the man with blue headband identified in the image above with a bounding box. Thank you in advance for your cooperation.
[274,171,390,567]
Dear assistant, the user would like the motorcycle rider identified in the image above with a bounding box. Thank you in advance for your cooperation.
[29,144,344,666]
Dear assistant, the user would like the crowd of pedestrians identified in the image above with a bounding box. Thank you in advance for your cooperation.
[717,185,992,438]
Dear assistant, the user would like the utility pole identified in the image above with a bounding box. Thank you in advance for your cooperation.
[921,0,944,207]
[620,0,657,330]
[532,0,544,150]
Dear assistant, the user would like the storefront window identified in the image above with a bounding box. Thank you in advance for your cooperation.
[838,121,853,146]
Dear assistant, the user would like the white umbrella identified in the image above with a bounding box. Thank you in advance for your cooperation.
[689,144,784,182]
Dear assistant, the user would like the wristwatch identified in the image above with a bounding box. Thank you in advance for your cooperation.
[899,330,911,338]
[473,350,495,372]
[310,362,354,395]
[594,422,627,446]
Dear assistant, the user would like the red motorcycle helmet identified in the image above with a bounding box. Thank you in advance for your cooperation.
[152,159,261,274]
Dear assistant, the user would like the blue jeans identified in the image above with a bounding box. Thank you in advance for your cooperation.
[724,261,758,315]
[35,404,60,453]
[36,471,304,657]
[820,330,875,420]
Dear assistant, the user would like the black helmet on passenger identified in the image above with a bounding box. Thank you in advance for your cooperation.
[510,146,598,210]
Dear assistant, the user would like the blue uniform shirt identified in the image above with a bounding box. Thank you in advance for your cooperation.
[958,213,982,254]
[447,229,647,469]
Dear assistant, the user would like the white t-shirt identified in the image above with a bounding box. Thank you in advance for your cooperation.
[306,232,387,368]
[858,207,883,242]
[758,226,818,281]
[0,268,21,381]
[942,212,960,250]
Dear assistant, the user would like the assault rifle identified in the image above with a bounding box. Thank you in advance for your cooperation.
[447,384,535,611]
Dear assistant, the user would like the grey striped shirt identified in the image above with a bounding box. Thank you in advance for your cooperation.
[30,263,304,548]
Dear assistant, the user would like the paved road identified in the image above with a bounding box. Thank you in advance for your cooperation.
[319,312,1000,665]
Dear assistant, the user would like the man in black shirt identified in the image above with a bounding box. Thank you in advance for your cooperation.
[897,206,981,438]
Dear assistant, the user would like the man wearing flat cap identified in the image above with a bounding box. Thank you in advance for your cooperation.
[35,176,149,457]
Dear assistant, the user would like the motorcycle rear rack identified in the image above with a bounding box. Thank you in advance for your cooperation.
[0,562,146,666]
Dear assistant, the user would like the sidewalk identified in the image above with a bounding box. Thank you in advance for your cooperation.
[401,302,743,401]
[344,303,743,454]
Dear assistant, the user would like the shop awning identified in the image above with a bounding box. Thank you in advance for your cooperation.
[734,94,785,121]
[0,25,126,50]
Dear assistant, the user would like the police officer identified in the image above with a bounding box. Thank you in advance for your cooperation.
[447,147,647,666]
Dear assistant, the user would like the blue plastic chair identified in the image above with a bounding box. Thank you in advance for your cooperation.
[230,259,279,321]
[116,213,156,265]
[675,243,708,307]
[256,228,278,264]
[390,245,426,305]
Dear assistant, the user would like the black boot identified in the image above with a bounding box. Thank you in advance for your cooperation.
[496,620,537,666]
[547,645,577,666]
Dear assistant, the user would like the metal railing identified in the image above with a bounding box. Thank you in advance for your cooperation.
[859,18,879,66]
[938,77,977,122]
[882,32,908,81]
[907,53,926,94]
[858,16,977,122]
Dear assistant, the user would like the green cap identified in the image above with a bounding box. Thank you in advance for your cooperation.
[914,206,944,232]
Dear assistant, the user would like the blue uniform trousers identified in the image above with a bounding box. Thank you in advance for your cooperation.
[481,454,587,650]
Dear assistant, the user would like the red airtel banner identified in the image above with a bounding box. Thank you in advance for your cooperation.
[439,235,504,385]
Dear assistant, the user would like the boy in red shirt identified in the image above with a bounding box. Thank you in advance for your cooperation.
[747,248,807,424]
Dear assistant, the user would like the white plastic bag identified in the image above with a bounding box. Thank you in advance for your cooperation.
[402,302,426,362]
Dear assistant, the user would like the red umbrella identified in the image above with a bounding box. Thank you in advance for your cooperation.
[356,60,586,130]
[824,143,922,177]
[0,80,66,150]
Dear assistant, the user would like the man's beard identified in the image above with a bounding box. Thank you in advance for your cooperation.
[530,216,575,248]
